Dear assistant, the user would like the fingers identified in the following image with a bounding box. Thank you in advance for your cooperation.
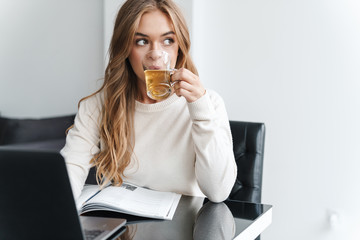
[171,68,206,102]
[173,81,193,101]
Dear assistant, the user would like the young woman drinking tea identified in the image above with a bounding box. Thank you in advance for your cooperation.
[61,0,237,203]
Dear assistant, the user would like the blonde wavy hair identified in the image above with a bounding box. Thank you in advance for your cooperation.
[79,0,198,187]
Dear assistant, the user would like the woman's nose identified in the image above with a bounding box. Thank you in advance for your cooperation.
[148,50,162,61]
[150,42,162,51]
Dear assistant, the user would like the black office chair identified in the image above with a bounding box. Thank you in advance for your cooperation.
[0,114,75,150]
[227,121,265,240]
[227,121,266,204]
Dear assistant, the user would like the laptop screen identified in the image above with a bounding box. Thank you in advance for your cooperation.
[0,149,85,239]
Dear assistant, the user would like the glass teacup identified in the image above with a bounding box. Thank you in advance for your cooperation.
[143,50,175,100]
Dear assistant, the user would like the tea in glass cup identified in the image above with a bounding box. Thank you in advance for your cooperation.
[143,50,174,100]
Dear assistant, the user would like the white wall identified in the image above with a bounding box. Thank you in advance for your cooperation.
[103,0,123,64]
[0,0,104,118]
[192,0,360,239]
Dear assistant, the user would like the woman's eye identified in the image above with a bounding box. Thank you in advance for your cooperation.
[163,38,174,46]
[136,39,147,46]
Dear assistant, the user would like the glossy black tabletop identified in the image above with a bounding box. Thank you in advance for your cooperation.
[86,195,272,240]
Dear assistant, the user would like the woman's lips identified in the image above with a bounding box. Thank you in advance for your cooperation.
[148,65,161,70]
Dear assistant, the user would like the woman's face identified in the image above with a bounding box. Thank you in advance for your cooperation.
[128,9,179,84]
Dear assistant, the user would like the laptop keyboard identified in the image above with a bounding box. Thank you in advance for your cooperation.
[84,229,105,240]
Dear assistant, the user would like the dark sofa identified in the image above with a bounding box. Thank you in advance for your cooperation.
[0,114,75,151]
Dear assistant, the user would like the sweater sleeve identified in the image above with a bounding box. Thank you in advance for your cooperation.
[187,90,237,202]
[60,94,102,200]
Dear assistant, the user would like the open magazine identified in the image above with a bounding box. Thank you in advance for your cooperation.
[76,182,181,220]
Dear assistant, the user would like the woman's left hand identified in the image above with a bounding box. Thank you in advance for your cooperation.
[171,68,206,103]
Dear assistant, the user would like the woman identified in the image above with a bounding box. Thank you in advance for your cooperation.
[61,0,237,203]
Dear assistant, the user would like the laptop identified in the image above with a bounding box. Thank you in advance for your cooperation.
[0,149,127,240]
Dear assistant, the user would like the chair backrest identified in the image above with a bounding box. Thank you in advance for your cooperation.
[0,115,75,145]
[228,121,265,203]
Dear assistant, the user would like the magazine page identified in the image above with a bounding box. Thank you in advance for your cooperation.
[80,182,181,220]
[76,184,102,210]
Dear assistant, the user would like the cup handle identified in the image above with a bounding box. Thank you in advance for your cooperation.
[170,68,177,86]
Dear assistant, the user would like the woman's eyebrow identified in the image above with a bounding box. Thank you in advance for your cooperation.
[135,32,148,37]
[135,31,175,37]
[161,31,175,36]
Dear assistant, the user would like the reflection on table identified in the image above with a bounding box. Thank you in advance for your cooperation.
[85,196,272,240]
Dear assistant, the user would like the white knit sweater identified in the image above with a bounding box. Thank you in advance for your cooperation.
[60,89,237,202]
